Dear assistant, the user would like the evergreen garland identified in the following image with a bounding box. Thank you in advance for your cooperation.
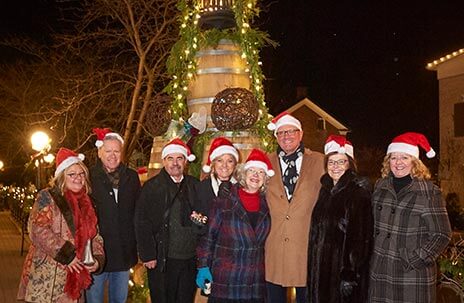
[164,0,277,154]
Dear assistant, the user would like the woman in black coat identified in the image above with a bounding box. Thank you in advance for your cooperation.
[308,135,373,303]
[195,137,239,218]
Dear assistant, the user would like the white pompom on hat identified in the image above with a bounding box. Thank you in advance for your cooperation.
[244,148,275,177]
[93,128,124,148]
[55,147,85,177]
[203,137,239,173]
[324,134,354,159]
[387,132,436,159]
[162,138,196,162]
[267,111,302,135]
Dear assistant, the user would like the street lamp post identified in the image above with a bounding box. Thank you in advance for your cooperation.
[31,131,51,189]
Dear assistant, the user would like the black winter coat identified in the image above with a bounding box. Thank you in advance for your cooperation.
[90,161,141,272]
[308,170,373,303]
[195,177,216,216]
[135,168,199,271]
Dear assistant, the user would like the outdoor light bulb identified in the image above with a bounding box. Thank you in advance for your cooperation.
[181,23,187,28]
[177,94,183,99]
[44,153,55,164]
[31,131,50,152]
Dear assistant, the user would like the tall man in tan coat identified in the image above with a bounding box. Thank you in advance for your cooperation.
[265,112,325,303]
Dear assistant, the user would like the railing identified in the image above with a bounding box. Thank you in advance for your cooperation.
[8,198,30,256]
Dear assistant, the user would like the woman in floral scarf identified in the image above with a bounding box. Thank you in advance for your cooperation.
[18,148,104,303]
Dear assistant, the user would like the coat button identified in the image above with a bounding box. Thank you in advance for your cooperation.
[286,215,290,220]
[284,238,289,242]
[386,233,391,238]
[391,209,395,214]
[375,229,380,235]
[377,205,382,211]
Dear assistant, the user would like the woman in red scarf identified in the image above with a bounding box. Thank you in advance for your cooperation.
[18,148,105,302]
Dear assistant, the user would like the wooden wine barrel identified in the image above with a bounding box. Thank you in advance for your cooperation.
[188,40,250,128]
[147,136,169,178]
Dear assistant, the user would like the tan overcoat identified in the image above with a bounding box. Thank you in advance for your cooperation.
[265,148,324,287]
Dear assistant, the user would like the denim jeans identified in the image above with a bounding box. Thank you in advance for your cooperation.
[86,270,130,303]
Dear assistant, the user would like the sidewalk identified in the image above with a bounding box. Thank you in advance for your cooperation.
[0,211,29,303]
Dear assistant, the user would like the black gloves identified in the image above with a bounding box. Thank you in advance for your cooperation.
[340,280,358,297]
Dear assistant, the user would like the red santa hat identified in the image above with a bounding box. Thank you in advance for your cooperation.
[203,137,239,173]
[324,135,354,159]
[267,111,302,134]
[162,138,196,162]
[387,132,436,159]
[244,149,274,177]
[93,128,124,148]
[55,147,85,177]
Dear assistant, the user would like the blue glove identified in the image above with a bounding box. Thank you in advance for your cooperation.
[196,267,213,289]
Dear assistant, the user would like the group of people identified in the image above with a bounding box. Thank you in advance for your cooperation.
[17,112,452,303]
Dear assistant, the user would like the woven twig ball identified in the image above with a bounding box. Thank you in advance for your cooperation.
[211,87,258,130]
[145,95,172,136]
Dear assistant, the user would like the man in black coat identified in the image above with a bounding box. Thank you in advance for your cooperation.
[135,138,200,303]
[86,129,141,303]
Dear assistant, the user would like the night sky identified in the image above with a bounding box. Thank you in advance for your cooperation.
[260,0,464,150]
[1,0,464,152]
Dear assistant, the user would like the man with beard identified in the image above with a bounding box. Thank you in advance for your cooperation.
[135,138,200,303]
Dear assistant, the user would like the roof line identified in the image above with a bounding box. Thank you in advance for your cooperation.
[286,98,349,131]
[426,48,464,70]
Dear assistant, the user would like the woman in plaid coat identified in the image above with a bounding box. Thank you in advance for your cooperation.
[196,149,273,302]
[368,133,452,303]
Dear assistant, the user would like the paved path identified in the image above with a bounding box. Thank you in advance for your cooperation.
[0,211,29,303]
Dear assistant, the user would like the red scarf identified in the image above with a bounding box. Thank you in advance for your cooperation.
[63,189,97,300]
[239,188,260,212]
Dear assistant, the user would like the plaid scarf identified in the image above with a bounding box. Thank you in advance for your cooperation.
[278,142,304,201]
[106,169,120,189]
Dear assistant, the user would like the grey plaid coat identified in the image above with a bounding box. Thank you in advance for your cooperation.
[368,175,451,303]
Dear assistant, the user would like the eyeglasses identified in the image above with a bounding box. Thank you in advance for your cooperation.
[247,168,266,177]
[327,159,348,167]
[66,172,86,179]
[276,129,300,137]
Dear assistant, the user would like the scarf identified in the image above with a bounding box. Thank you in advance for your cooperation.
[106,169,120,189]
[278,142,304,200]
[239,188,260,212]
[63,189,98,300]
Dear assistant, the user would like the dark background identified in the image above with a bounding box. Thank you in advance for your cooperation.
[1,0,464,157]
[260,0,464,150]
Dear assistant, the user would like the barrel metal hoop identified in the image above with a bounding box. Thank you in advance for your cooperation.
[196,67,248,75]
[187,97,215,105]
[196,49,241,57]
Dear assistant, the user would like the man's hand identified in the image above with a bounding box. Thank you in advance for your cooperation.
[144,260,157,269]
